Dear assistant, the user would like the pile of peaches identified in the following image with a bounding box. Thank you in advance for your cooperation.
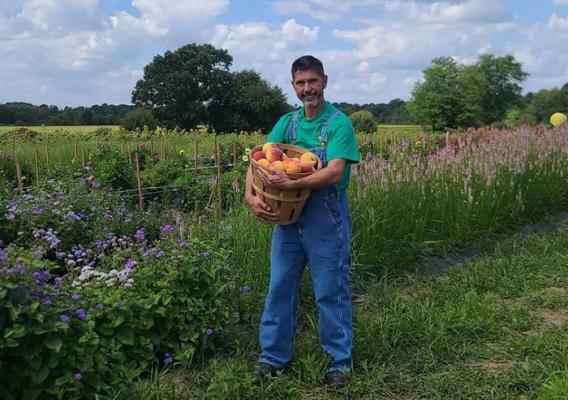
[253,143,319,174]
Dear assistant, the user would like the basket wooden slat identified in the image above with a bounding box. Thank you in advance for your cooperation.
[250,143,322,225]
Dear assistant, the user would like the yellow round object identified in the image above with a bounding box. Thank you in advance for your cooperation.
[550,112,567,127]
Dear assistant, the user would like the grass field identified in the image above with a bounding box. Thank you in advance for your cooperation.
[0,125,118,135]
[118,223,568,399]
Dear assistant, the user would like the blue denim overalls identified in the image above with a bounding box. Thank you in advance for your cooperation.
[258,108,353,373]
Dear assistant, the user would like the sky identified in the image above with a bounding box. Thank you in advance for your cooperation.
[1,0,568,107]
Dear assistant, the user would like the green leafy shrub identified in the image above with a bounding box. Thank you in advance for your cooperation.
[120,108,157,131]
[0,236,231,399]
[349,110,377,134]
[90,148,136,191]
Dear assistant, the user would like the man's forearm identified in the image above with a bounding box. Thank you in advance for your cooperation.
[287,160,344,190]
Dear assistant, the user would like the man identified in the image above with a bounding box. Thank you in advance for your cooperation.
[244,55,359,388]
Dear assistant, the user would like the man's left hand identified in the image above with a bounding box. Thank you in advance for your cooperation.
[256,167,292,190]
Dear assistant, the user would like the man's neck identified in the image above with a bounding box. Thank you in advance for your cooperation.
[304,100,325,120]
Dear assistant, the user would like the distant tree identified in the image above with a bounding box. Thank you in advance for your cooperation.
[120,107,157,131]
[131,43,233,130]
[407,54,528,130]
[208,69,290,133]
[476,54,528,124]
[406,57,465,130]
[349,110,376,133]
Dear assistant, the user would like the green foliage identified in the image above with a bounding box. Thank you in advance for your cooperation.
[504,108,538,127]
[349,110,377,134]
[132,43,233,130]
[0,237,231,399]
[209,70,291,133]
[90,147,136,191]
[407,54,528,130]
[335,99,414,124]
[525,83,568,124]
[0,102,132,125]
[120,108,157,131]
[140,159,212,212]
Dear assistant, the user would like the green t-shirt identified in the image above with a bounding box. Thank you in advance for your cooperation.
[267,101,360,190]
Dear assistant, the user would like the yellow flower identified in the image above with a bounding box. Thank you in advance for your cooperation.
[179,149,186,155]
[242,155,249,162]
[244,148,252,155]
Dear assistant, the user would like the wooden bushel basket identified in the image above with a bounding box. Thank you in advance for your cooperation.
[250,143,323,225]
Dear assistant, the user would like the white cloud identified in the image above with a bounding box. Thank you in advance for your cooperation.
[553,0,568,5]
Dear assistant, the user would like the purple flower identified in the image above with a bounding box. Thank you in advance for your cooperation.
[71,294,81,301]
[139,143,145,149]
[74,372,82,381]
[75,308,87,320]
[179,242,188,249]
[155,250,166,259]
[32,271,42,280]
[60,315,70,323]
[160,224,174,232]
[134,228,146,242]
[206,328,214,336]
[239,285,252,293]
[95,303,104,310]
[91,181,102,189]
[200,251,210,258]
[163,352,173,365]
[125,258,137,270]
[42,298,52,306]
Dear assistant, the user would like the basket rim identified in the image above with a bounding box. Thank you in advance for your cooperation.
[249,143,322,178]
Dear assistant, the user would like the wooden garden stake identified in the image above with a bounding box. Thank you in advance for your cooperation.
[73,143,78,160]
[194,140,199,175]
[127,142,131,164]
[33,148,40,188]
[215,136,222,214]
[135,153,144,211]
[232,142,237,166]
[14,158,23,193]
[150,138,155,157]
[96,135,100,149]
[81,149,86,167]
[45,145,51,176]
[12,136,16,158]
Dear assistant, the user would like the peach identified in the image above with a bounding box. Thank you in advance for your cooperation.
[284,160,302,174]
[300,161,315,173]
[252,151,266,161]
[300,151,318,167]
[266,147,284,163]
[269,160,286,172]
[262,142,277,153]
[258,158,270,169]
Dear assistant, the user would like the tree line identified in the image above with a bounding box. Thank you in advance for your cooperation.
[0,103,133,126]
[1,43,566,132]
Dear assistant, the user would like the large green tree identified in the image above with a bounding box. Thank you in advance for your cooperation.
[477,54,528,124]
[407,54,528,130]
[132,43,233,130]
[208,69,291,133]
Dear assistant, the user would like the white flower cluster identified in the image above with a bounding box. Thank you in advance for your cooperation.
[71,265,134,288]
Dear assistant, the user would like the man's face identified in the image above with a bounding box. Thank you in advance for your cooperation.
[292,69,327,108]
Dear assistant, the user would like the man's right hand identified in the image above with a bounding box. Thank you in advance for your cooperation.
[245,193,279,223]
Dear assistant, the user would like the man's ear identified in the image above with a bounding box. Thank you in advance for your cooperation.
[322,74,328,89]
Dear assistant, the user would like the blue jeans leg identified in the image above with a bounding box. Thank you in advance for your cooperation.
[258,224,306,368]
[300,189,353,373]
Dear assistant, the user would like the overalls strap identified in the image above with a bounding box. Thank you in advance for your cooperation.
[287,110,302,144]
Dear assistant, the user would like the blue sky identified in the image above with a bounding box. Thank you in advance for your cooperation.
[1,0,568,107]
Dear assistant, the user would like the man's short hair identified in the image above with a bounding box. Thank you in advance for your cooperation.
[291,55,325,78]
